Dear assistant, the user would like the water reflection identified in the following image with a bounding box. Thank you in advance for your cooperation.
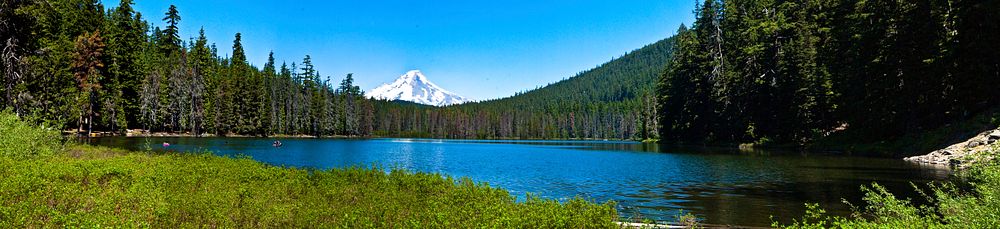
[90,137,950,227]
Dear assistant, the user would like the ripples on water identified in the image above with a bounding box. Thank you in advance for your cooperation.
[92,137,950,227]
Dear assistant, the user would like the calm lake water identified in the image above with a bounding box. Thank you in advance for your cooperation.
[92,137,950,227]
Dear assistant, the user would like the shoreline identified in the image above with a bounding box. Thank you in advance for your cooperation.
[64,129,369,139]
[70,128,1000,166]
[904,127,1000,168]
[67,129,649,142]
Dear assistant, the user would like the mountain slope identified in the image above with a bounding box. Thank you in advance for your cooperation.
[371,36,677,139]
[369,70,469,106]
[463,36,676,109]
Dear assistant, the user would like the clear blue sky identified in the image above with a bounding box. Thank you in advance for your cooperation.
[104,0,695,100]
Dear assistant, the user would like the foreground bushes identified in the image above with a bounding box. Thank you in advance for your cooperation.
[778,144,1000,228]
[0,114,618,228]
[0,110,62,159]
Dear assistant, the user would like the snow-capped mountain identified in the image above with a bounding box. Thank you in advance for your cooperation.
[368,70,470,106]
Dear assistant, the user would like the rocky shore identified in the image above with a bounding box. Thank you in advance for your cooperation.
[904,127,1000,168]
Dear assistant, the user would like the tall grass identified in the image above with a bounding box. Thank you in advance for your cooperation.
[0,112,619,228]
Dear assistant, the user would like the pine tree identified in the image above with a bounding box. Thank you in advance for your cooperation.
[102,0,148,131]
[160,5,181,55]
[339,73,361,135]
[71,31,105,136]
[262,51,277,136]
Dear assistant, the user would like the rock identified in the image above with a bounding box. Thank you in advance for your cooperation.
[907,128,1000,168]
[967,141,982,148]
[988,130,1000,144]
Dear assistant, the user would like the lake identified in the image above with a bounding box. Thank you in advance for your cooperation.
[91,137,950,227]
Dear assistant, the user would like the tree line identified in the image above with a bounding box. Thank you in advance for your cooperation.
[1,0,374,137]
[657,0,999,145]
[2,0,674,140]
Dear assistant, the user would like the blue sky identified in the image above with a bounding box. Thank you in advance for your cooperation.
[104,0,695,100]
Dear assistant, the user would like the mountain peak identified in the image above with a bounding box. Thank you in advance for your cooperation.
[398,70,429,84]
[369,70,470,106]
[404,69,424,77]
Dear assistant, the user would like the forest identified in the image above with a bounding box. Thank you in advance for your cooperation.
[3,0,998,144]
[1,0,376,137]
[658,0,999,146]
[0,0,671,140]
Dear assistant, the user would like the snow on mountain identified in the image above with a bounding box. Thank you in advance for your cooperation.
[368,70,470,106]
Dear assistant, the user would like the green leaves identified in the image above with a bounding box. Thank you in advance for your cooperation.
[0,110,62,159]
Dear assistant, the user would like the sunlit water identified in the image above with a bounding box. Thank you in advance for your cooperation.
[92,137,950,227]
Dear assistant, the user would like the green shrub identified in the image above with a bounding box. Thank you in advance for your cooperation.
[777,144,1000,229]
[0,110,62,159]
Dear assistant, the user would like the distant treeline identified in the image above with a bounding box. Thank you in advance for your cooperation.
[658,0,999,144]
[1,0,672,140]
[1,0,375,137]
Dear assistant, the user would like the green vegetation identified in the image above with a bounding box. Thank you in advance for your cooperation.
[657,0,999,153]
[3,0,998,225]
[3,0,996,145]
[777,144,1000,228]
[2,0,376,138]
[0,111,618,228]
[654,0,1000,224]
[0,110,63,159]
[2,0,667,141]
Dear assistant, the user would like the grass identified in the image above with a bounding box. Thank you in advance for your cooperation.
[0,110,620,228]
[775,143,1000,228]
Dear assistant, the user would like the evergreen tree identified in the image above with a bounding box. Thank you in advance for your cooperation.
[71,31,105,136]
[159,5,180,55]
[262,51,277,136]
[103,0,148,131]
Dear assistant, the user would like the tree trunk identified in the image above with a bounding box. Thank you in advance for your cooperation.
[88,113,93,138]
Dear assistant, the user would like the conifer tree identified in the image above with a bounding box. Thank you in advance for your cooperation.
[71,31,105,136]
[160,5,181,55]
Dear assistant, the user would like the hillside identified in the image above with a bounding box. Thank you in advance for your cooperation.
[465,36,676,109]
[372,36,676,139]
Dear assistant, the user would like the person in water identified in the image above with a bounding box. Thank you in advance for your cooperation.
[162,142,170,147]
[272,140,282,147]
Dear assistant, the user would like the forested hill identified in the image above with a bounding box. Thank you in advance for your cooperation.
[657,0,999,154]
[371,37,676,140]
[467,36,675,108]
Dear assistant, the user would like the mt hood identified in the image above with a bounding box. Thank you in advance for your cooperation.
[368,70,469,106]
